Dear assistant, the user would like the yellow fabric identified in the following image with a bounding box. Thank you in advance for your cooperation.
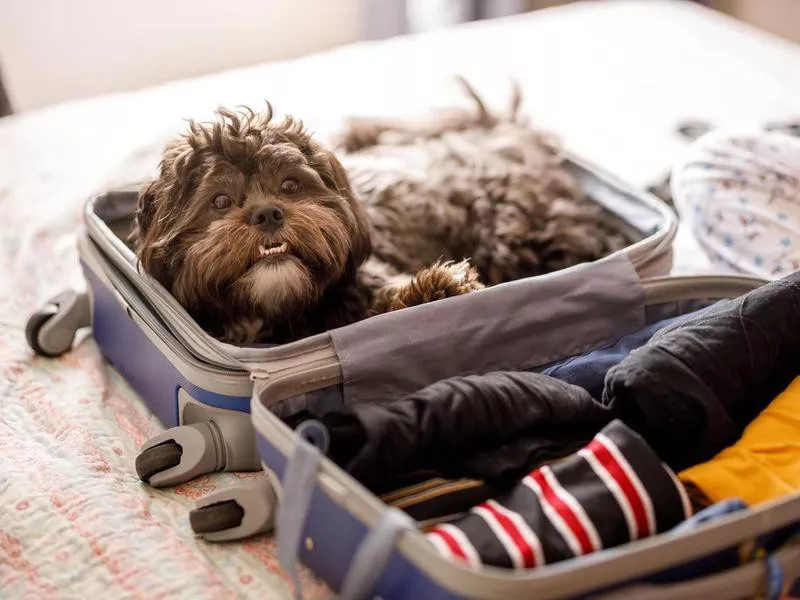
[679,376,800,506]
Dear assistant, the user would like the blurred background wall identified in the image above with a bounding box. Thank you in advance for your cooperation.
[0,0,797,115]
[0,0,365,112]
[713,0,800,45]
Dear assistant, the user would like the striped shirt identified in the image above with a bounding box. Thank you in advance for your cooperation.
[426,419,692,569]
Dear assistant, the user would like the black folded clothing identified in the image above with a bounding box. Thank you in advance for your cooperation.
[604,270,800,471]
[286,371,614,492]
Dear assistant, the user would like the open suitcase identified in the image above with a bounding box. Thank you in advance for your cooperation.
[26,152,800,599]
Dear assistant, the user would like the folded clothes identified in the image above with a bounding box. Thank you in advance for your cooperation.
[284,371,613,492]
[379,453,579,522]
[543,304,715,399]
[425,420,692,570]
[604,270,800,471]
[679,376,800,506]
[379,474,499,523]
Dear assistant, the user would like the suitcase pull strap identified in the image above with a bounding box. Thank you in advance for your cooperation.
[277,435,323,600]
[339,509,415,600]
[746,531,800,600]
[678,499,790,600]
[763,553,785,600]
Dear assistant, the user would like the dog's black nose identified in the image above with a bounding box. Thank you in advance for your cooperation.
[249,205,284,230]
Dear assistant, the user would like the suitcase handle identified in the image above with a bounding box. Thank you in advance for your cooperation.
[276,435,323,600]
[275,432,414,600]
[339,509,415,600]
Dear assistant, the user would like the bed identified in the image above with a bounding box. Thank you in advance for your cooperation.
[2,1,800,597]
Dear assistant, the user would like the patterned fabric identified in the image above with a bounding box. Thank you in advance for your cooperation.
[425,420,692,570]
[671,129,800,280]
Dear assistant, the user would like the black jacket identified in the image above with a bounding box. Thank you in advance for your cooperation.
[604,270,800,471]
[286,371,613,492]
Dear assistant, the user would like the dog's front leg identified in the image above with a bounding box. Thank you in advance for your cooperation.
[370,259,484,314]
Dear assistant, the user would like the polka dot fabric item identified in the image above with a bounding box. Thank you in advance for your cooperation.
[671,129,800,280]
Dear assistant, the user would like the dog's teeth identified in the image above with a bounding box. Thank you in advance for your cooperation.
[258,242,289,258]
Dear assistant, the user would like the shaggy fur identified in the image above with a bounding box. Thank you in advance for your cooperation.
[335,81,626,285]
[132,79,625,344]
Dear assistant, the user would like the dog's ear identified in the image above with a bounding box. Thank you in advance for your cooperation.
[325,150,372,275]
[130,179,160,245]
[130,136,199,276]
[130,177,175,282]
[344,189,372,276]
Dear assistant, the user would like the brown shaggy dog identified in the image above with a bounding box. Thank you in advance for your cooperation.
[132,80,625,344]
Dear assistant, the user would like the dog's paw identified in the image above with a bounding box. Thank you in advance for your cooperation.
[373,259,484,313]
[433,259,485,294]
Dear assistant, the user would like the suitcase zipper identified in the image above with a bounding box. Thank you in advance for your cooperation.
[83,237,249,378]
[249,368,270,381]
[83,216,245,372]
[122,281,249,377]
[642,273,766,303]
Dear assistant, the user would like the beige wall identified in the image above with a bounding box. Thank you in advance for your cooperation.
[713,0,800,44]
[0,0,366,113]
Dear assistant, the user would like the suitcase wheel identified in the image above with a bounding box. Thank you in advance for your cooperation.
[190,477,277,541]
[26,290,90,357]
[136,417,260,488]
[26,305,63,357]
[135,441,183,483]
[189,500,245,534]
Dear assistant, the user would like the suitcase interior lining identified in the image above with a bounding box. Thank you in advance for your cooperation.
[272,296,719,428]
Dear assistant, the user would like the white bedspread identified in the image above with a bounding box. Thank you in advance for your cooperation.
[2,1,800,597]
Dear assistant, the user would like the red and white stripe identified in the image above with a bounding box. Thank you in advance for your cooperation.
[426,523,482,568]
[579,446,638,542]
[665,463,694,520]
[585,433,657,538]
[471,499,545,569]
[523,466,602,556]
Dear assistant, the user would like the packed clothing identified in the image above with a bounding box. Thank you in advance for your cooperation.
[541,305,714,400]
[286,371,612,490]
[604,269,800,471]
[680,376,800,507]
[425,420,692,569]
[282,269,800,573]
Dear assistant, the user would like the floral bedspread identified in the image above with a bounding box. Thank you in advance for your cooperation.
[0,146,330,600]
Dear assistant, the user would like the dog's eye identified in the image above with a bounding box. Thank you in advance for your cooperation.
[212,194,232,210]
[280,178,300,195]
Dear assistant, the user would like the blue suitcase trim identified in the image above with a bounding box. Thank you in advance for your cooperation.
[257,434,465,600]
[85,264,251,426]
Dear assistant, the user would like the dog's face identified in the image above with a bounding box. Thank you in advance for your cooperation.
[132,106,371,336]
